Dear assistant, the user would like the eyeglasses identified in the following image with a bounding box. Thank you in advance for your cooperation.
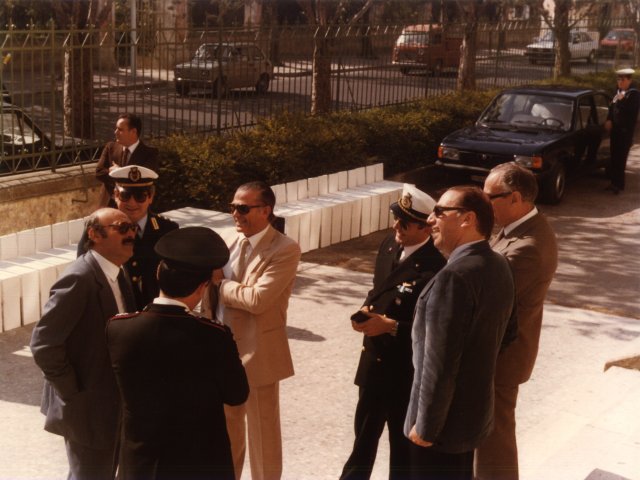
[229,204,264,215]
[487,191,512,201]
[432,205,467,218]
[116,189,150,203]
[104,222,139,234]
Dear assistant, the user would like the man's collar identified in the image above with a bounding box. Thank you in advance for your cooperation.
[127,139,141,154]
[89,250,121,281]
[244,224,270,249]
[504,207,538,236]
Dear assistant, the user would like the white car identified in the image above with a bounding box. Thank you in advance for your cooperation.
[525,31,598,64]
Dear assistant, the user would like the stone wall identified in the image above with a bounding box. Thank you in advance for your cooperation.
[0,165,103,236]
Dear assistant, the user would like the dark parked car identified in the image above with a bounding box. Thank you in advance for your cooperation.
[436,86,611,203]
[174,42,273,97]
[1,102,101,176]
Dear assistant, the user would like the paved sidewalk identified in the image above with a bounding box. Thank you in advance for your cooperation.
[1,146,638,479]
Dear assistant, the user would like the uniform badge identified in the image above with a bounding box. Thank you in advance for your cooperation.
[128,166,141,182]
[399,192,413,210]
[151,217,159,230]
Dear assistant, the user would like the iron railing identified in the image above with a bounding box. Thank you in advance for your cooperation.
[0,19,635,176]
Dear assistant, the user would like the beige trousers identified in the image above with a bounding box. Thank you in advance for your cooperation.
[225,382,282,480]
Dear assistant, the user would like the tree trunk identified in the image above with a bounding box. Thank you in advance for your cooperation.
[153,0,188,69]
[63,30,95,138]
[456,10,478,92]
[311,32,332,115]
[553,0,571,79]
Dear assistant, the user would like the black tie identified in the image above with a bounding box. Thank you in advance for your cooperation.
[117,268,136,312]
[121,147,130,166]
[391,247,403,270]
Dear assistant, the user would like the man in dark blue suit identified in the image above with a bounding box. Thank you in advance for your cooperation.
[31,207,137,480]
[341,184,446,480]
[404,186,516,480]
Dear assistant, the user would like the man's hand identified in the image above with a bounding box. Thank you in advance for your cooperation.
[211,268,225,287]
[352,312,397,337]
[409,425,433,447]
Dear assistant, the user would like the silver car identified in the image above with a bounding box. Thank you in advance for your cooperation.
[174,42,273,97]
[525,30,598,64]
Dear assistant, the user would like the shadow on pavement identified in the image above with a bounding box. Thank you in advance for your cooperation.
[0,324,43,406]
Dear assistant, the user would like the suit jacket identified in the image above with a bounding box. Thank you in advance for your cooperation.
[354,234,446,391]
[30,251,132,448]
[77,212,179,310]
[217,225,301,387]
[106,303,249,480]
[404,241,516,454]
[491,213,557,386]
[95,141,159,197]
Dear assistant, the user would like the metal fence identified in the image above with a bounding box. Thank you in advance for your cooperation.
[0,20,635,176]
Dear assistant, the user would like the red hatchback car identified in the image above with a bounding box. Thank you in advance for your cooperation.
[599,28,637,58]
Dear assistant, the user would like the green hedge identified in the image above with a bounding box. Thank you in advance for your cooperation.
[153,70,620,213]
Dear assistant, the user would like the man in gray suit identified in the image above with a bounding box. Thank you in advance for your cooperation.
[31,207,137,479]
[404,186,516,480]
[476,163,557,480]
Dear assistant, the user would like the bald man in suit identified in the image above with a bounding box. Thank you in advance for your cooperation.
[476,163,558,480]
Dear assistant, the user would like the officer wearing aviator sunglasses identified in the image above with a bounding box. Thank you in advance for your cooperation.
[78,166,178,310]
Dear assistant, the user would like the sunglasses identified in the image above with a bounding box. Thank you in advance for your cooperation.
[117,189,150,203]
[229,203,264,215]
[432,206,467,218]
[104,222,139,234]
[487,191,512,201]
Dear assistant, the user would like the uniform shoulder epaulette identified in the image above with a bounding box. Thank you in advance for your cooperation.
[194,315,227,331]
[109,311,140,322]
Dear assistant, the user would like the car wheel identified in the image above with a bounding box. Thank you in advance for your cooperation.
[541,162,566,204]
[256,74,270,94]
[175,82,190,96]
[212,78,228,99]
[587,50,595,64]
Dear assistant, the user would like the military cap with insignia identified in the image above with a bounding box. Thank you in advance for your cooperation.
[390,184,436,224]
[155,226,230,272]
[110,165,158,188]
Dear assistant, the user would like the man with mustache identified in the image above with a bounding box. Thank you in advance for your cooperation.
[78,165,178,310]
[31,207,137,480]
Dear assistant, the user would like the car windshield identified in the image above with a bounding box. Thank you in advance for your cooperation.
[397,32,428,46]
[539,31,555,42]
[478,93,573,132]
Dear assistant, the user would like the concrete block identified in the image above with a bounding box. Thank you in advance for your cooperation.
[272,184,287,205]
[51,222,70,248]
[35,225,53,252]
[68,218,86,245]
[0,273,21,331]
[297,179,308,201]
[328,173,340,193]
[286,181,299,202]
[338,171,348,191]
[365,164,378,184]
[317,175,329,196]
[0,233,18,261]
[307,177,319,198]
[348,167,366,188]
[17,229,37,257]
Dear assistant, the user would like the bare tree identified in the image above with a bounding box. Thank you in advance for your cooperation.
[297,0,375,115]
[455,0,481,92]
[538,0,596,79]
[53,0,111,139]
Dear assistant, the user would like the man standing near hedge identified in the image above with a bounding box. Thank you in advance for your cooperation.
[205,181,301,480]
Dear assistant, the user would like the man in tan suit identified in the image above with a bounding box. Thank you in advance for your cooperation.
[476,163,558,480]
[208,181,301,480]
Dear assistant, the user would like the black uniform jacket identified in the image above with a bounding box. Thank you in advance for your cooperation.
[78,212,179,310]
[608,85,639,139]
[106,303,249,480]
[354,234,446,391]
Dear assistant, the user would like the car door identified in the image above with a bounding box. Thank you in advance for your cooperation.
[1,109,46,173]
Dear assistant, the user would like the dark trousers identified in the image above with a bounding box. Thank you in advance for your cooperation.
[64,437,115,480]
[340,386,414,480]
[609,131,633,190]
[409,447,473,480]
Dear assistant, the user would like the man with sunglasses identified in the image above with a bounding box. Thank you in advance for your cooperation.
[341,184,446,480]
[31,207,137,480]
[96,113,159,206]
[78,165,178,310]
[404,186,516,480]
[475,163,557,480]
[204,181,301,480]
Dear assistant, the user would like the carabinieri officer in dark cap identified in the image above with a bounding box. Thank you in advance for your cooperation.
[106,226,249,480]
[78,165,178,310]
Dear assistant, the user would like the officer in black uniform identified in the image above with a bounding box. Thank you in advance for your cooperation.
[78,165,179,310]
[605,67,640,194]
[106,226,249,480]
[341,184,447,480]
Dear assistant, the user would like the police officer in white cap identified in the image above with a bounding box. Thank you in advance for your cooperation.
[78,165,178,309]
[341,184,446,479]
[605,68,639,193]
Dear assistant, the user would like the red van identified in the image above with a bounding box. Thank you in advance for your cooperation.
[392,24,462,75]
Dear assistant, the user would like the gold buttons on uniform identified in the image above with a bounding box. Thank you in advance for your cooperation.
[132,261,138,267]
